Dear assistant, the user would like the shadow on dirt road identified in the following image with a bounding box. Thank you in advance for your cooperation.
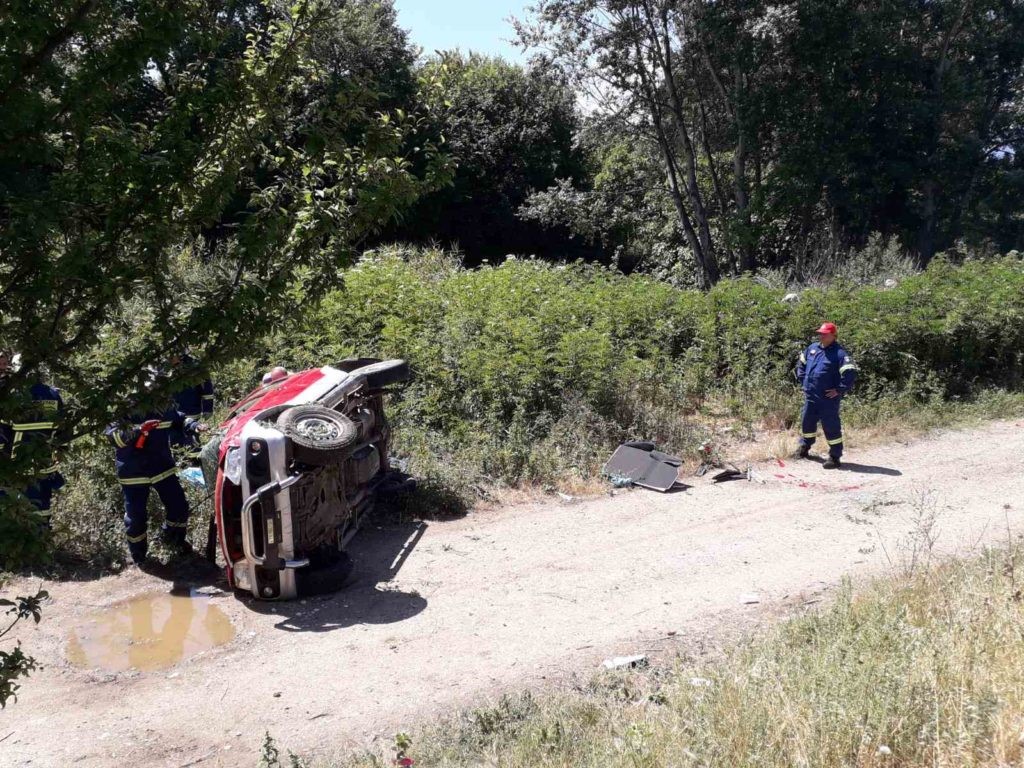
[247,521,429,632]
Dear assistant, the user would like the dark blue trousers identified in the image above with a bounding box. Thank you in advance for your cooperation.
[122,474,189,562]
[799,397,844,458]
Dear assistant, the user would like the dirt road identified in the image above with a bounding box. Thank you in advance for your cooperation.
[4,421,1024,767]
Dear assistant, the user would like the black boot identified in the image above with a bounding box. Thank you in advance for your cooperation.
[823,455,841,469]
[160,528,194,559]
[791,445,810,459]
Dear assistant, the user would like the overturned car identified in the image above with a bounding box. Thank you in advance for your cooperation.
[207,359,409,600]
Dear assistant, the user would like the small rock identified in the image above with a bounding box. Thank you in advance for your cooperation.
[273,691,282,698]
[602,655,648,670]
[782,292,800,304]
[557,492,577,503]
[877,745,892,756]
[740,593,761,605]
[883,278,898,288]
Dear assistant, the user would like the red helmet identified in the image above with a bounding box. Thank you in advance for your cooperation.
[815,322,838,335]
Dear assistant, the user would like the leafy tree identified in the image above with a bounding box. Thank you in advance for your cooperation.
[519,0,1024,283]
[0,0,448,565]
[383,51,592,264]
[0,589,47,708]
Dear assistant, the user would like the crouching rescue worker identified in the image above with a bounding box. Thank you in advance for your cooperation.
[794,322,858,469]
[0,349,65,527]
[105,405,207,564]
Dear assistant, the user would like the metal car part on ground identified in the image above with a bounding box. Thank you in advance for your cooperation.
[603,443,682,492]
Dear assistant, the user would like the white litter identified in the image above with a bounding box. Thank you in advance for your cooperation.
[602,655,648,670]
[740,593,762,604]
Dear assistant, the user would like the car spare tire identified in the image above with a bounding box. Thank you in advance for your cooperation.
[276,405,359,466]
[348,359,410,390]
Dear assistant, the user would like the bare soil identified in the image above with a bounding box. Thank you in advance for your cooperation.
[4,420,1024,768]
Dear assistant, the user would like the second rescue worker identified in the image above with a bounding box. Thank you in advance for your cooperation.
[793,322,858,469]
[105,396,207,566]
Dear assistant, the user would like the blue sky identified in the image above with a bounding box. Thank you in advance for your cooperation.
[392,0,531,63]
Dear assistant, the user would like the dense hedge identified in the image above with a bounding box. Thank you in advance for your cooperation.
[263,249,1024,421]
[214,248,1024,502]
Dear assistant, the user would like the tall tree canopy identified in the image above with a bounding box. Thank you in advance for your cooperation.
[519,0,1024,285]
[0,0,448,489]
[383,51,593,264]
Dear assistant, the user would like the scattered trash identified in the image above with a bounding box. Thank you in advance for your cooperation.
[782,292,801,304]
[179,466,205,487]
[607,474,634,489]
[556,492,577,503]
[746,467,767,484]
[603,443,680,492]
[602,655,649,670]
[711,468,744,483]
[877,745,892,756]
[740,593,761,605]
[689,677,713,687]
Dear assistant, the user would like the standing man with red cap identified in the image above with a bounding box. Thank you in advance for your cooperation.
[794,322,858,468]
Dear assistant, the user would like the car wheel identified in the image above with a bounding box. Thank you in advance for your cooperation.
[347,359,410,390]
[296,552,355,597]
[276,404,359,466]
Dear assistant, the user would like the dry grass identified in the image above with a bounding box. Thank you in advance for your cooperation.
[310,526,1024,768]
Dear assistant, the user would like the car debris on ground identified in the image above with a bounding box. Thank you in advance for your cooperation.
[602,654,649,670]
[602,441,682,492]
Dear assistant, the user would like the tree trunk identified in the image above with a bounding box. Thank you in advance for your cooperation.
[630,13,719,288]
[650,5,720,284]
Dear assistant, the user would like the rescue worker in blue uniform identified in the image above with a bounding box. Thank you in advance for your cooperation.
[0,349,65,527]
[169,352,214,455]
[105,404,206,564]
[794,322,858,469]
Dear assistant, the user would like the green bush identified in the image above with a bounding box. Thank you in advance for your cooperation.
[241,247,1024,508]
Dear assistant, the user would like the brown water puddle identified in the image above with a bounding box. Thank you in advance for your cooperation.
[67,590,234,672]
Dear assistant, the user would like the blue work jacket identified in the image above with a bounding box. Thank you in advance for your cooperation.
[796,342,858,400]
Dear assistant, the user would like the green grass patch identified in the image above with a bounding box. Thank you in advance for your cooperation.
[310,545,1024,768]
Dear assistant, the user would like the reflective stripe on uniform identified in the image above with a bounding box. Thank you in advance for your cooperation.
[201,395,214,400]
[151,467,177,484]
[112,431,126,448]
[799,352,807,364]
[827,436,844,446]
[802,432,817,438]
[126,532,147,543]
[840,364,857,373]
[164,519,188,528]
[32,509,53,518]
[119,468,178,486]
[157,421,173,430]
[119,476,152,486]
[11,422,55,431]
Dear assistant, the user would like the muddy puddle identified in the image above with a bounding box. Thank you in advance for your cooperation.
[67,590,234,672]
